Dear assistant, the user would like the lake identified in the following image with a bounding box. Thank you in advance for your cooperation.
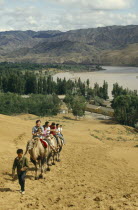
[53,66,138,98]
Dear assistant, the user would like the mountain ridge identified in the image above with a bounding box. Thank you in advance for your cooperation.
[0,25,138,65]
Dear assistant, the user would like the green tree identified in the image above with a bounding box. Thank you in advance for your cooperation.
[64,94,74,110]
[113,95,138,126]
[43,77,47,94]
[102,80,109,100]
[25,72,37,94]
[72,95,86,119]
[37,77,43,94]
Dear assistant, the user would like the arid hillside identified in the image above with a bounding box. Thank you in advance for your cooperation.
[0,25,138,65]
[0,113,138,210]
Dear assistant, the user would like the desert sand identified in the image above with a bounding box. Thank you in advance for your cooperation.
[0,113,138,210]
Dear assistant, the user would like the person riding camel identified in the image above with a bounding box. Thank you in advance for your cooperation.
[43,121,50,137]
[37,127,43,139]
[60,125,63,136]
[56,124,65,144]
[41,122,56,152]
[32,120,44,138]
[25,120,44,152]
[50,122,59,144]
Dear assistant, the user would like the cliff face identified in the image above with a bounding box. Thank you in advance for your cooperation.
[0,25,138,65]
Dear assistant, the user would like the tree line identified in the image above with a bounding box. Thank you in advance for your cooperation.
[0,69,108,100]
[0,65,137,127]
[0,62,103,72]
[0,62,44,72]
[0,68,108,117]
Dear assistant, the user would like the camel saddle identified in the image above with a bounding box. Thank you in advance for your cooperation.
[40,138,48,148]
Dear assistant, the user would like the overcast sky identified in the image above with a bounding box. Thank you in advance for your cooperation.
[0,0,137,32]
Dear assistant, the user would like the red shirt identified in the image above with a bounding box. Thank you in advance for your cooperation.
[50,125,56,135]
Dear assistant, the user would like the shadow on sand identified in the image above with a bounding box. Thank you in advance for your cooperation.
[0,188,12,192]
[63,116,76,121]
[3,172,34,181]
[134,145,138,147]
[99,119,118,125]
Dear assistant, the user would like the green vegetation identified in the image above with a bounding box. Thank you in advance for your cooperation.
[112,83,138,127]
[0,62,44,71]
[64,95,86,118]
[0,62,104,73]
[42,64,104,72]
[0,68,109,99]
[72,96,86,118]
[86,81,108,101]
[1,62,138,127]
[0,66,108,116]
[0,93,60,116]
[135,122,138,129]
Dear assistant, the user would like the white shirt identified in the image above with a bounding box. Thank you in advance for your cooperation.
[56,127,60,134]
[46,126,50,134]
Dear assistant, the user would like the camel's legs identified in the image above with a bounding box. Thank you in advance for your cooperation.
[52,152,56,165]
[31,158,38,180]
[35,163,38,179]
[57,146,62,162]
[57,151,60,162]
[47,152,52,171]
[39,158,46,178]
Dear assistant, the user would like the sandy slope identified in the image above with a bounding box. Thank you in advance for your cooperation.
[0,113,138,210]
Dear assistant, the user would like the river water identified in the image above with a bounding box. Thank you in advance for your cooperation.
[53,66,138,98]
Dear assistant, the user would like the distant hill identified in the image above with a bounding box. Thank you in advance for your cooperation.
[0,25,138,65]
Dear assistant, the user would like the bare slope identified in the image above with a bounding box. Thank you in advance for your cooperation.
[0,114,138,210]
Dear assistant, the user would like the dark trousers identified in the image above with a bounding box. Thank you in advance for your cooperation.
[18,171,26,191]
[54,135,59,144]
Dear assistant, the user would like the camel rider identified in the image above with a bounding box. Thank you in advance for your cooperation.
[56,124,65,144]
[43,121,50,137]
[50,122,59,144]
[32,120,44,138]
[60,125,63,136]
[26,120,44,152]
[42,123,56,152]
[37,127,43,138]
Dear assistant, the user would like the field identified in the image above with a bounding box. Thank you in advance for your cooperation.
[0,113,138,210]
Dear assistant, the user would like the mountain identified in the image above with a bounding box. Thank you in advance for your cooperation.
[41,25,138,49]
[0,25,138,65]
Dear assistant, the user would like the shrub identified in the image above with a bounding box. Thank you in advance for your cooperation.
[0,93,60,116]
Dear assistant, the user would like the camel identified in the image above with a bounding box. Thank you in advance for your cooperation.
[56,136,63,162]
[24,137,52,180]
[49,135,58,165]
[50,135,63,163]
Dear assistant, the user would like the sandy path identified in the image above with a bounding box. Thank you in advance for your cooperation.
[0,114,138,210]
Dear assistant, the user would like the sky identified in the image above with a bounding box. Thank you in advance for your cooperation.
[0,0,138,32]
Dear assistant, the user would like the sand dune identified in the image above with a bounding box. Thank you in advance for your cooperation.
[0,113,138,210]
